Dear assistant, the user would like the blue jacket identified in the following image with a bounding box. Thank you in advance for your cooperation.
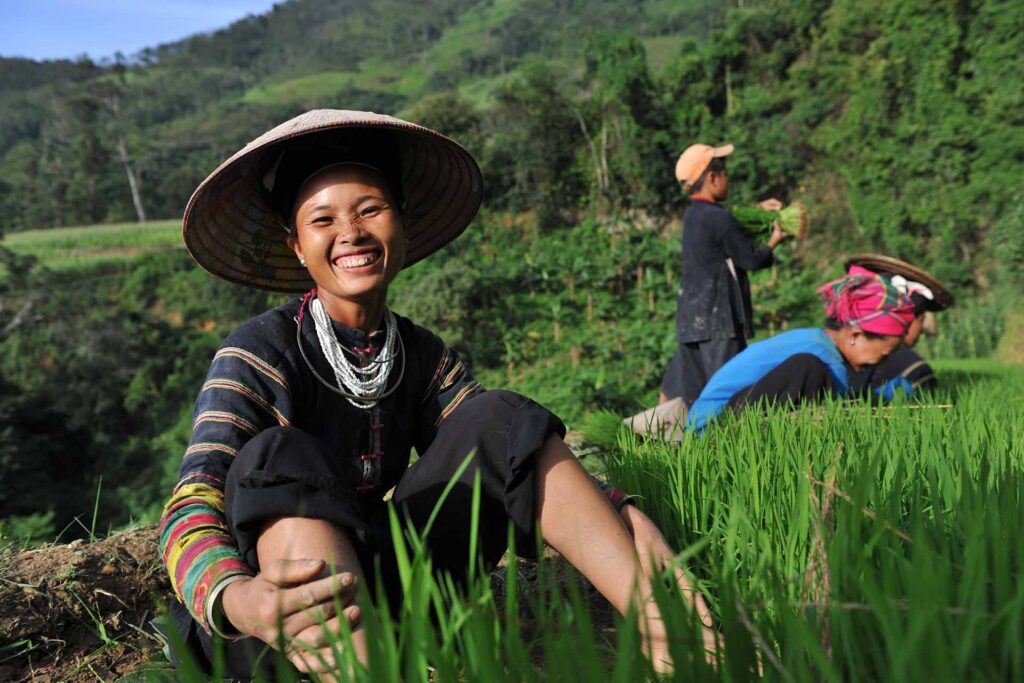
[686,328,849,432]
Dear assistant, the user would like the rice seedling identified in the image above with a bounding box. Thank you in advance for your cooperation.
[732,203,809,240]
[153,360,1022,681]
[602,360,1024,681]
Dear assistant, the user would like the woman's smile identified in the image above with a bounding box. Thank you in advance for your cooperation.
[287,164,407,329]
[333,248,383,271]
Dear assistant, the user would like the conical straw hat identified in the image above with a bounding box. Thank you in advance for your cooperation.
[183,109,483,292]
[844,253,953,310]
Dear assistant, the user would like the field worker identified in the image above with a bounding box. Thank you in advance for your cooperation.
[660,142,791,408]
[159,109,714,679]
[686,266,915,433]
[843,254,953,399]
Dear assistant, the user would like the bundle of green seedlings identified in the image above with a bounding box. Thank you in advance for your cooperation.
[731,202,809,241]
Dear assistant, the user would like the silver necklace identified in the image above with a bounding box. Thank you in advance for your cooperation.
[309,298,399,409]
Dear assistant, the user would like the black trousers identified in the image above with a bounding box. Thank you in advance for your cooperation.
[661,335,746,406]
[170,390,564,680]
[726,353,836,412]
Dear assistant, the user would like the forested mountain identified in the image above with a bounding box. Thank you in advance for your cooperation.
[2,0,1021,283]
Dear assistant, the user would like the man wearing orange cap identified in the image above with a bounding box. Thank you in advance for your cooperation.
[660,143,790,407]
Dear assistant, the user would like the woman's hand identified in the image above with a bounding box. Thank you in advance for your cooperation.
[619,505,719,664]
[220,559,362,674]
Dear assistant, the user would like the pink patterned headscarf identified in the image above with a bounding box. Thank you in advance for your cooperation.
[818,265,915,336]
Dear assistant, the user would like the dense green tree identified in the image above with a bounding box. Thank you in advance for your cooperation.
[483,59,586,228]
[404,92,484,157]
[579,32,672,213]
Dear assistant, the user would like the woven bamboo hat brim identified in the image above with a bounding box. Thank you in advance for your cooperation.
[183,109,483,293]
[844,253,953,310]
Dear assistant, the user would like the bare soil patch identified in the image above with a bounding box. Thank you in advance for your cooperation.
[0,525,616,681]
[0,525,167,682]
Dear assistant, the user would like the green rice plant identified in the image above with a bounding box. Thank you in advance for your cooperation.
[916,294,1008,359]
[603,361,1024,680]
[732,203,810,241]
[584,409,631,450]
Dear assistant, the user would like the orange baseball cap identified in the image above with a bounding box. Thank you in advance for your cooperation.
[674,143,734,187]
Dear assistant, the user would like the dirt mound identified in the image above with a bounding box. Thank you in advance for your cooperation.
[0,525,168,682]
[0,526,616,681]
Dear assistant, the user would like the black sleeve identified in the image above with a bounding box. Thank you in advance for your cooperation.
[413,325,485,452]
[902,357,937,391]
[720,210,774,271]
[727,353,837,411]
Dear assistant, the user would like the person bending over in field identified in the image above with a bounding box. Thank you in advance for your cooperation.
[842,255,953,400]
[686,265,915,433]
[159,109,714,680]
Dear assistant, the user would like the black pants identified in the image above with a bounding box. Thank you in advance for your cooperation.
[661,335,746,406]
[171,390,564,680]
[726,353,836,412]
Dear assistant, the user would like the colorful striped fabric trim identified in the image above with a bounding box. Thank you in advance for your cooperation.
[422,347,452,402]
[194,410,259,435]
[439,360,467,391]
[202,378,290,426]
[184,442,238,459]
[214,347,289,389]
[160,482,254,631]
[173,471,225,493]
[436,380,482,425]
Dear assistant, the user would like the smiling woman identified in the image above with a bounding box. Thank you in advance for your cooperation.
[161,109,716,679]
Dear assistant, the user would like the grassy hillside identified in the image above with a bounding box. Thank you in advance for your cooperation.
[1,220,181,273]
[2,0,1020,298]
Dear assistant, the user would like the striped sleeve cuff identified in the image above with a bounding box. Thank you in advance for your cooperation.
[604,487,634,512]
[595,479,634,512]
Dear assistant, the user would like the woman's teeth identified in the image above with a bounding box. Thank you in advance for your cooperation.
[337,252,379,268]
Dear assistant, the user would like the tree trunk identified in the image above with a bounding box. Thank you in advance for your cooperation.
[569,105,605,197]
[0,293,45,338]
[725,63,734,115]
[116,136,147,223]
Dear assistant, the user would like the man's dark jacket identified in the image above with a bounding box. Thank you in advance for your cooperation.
[676,198,774,343]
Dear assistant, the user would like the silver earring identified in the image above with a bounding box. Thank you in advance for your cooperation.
[299,258,306,267]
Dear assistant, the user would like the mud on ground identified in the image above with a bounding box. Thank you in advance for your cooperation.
[0,525,168,682]
[0,525,617,682]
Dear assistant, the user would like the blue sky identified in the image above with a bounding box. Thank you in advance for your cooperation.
[0,0,281,61]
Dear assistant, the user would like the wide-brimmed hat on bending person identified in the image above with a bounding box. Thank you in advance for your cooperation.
[843,253,953,312]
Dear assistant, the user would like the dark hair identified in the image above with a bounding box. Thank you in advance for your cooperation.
[823,318,891,340]
[686,157,726,193]
[264,130,405,232]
